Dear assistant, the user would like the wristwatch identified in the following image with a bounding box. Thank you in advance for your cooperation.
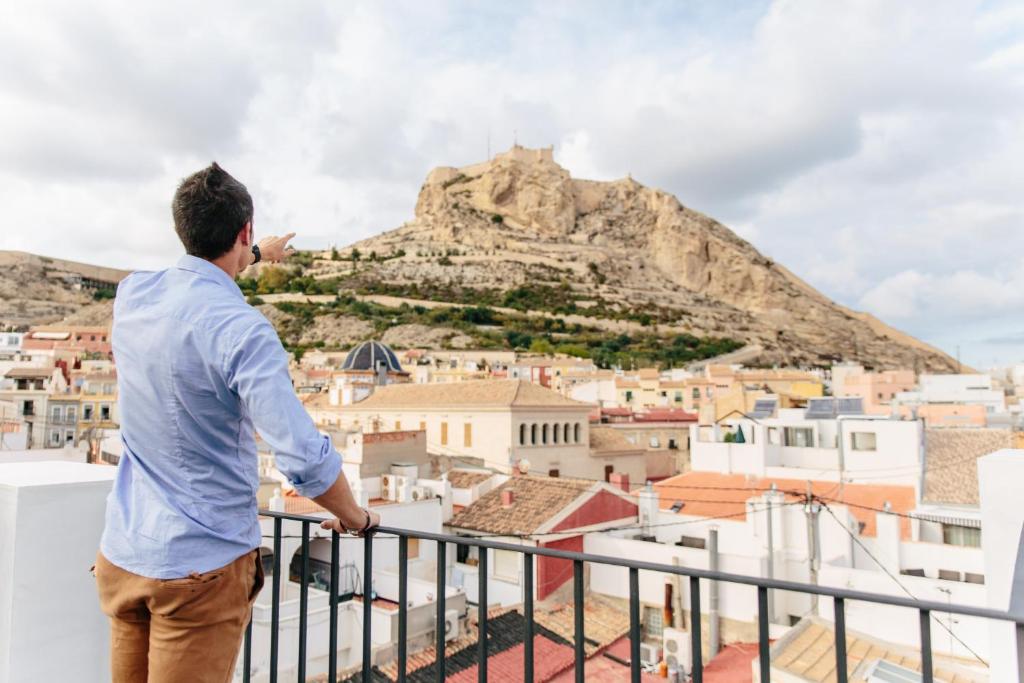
[251,244,262,264]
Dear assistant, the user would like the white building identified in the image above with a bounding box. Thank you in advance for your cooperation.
[690,406,923,488]
[894,374,1007,414]
[331,379,596,476]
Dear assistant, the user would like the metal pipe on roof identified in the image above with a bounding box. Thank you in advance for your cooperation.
[708,527,720,657]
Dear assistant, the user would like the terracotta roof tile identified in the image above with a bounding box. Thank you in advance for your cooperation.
[347,379,590,410]
[449,476,594,535]
[646,471,915,538]
[446,469,494,489]
[589,427,642,455]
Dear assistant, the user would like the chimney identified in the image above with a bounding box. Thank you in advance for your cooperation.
[609,472,630,493]
[501,489,515,507]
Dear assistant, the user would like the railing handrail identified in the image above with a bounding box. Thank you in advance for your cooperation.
[259,509,1024,625]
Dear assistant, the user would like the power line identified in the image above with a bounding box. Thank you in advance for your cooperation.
[819,502,987,667]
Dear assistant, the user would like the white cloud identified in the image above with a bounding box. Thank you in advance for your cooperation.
[0,0,1021,365]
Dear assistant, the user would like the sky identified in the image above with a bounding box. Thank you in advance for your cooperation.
[0,0,1021,368]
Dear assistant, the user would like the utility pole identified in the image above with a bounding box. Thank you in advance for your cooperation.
[804,482,821,612]
[765,485,778,622]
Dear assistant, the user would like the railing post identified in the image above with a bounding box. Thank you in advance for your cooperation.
[919,609,933,683]
[328,530,339,682]
[478,548,488,682]
[757,585,770,682]
[690,576,703,683]
[629,567,640,683]
[574,559,585,683]
[298,521,310,683]
[243,611,252,683]
[398,535,408,683]
[524,552,534,683]
[436,541,447,683]
[270,517,282,683]
[362,532,373,682]
[834,597,847,683]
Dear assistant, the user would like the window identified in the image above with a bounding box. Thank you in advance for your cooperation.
[464,423,472,447]
[692,388,700,399]
[83,404,94,421]
[676,535,706,549]
[642,605,664,639]
[542,424,549,444]
[548,468,560,478]
[625,391,633,402]
[553,424,559,444]
[100,404,111,421]
[493,549,519,583]
[901,568,925,577]
[563,423,570,443]
[51,405,63,422]
[850,431,877,451]
[604,465,614,482]
[65,430,75,444]
[783,427,813,448]
[67,407,76,423]
[49,431,61,446]
[519,424,526,446]
[440,422,448,446]
[674,392,682,403]
[942,523,981,548]
[531,424,537,445]
[668,438,678,450]
[669,501,685,513]
[649,436,660,448]
[964,572,985,585]
[574,423,581,443]
[938,569,962,582]
[23,400,34,416]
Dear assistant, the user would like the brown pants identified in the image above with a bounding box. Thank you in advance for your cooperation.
[95,550,265,683]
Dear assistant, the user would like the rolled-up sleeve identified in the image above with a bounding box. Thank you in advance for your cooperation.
[224,319,342,498]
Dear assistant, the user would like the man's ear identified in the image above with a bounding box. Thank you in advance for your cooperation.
[239,222,252,247]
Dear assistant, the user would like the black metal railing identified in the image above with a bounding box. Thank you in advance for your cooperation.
[246,510,1024,683]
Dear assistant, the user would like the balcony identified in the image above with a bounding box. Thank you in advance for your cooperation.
[3,461,1024,683]
[243,510,1024,683]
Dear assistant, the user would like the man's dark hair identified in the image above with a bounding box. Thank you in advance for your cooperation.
[172,162,254,259]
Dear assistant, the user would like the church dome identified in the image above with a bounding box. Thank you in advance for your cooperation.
[341,340,404,373]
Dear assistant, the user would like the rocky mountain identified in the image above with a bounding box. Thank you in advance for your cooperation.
[0,251,127,328]
[320,145,957,371]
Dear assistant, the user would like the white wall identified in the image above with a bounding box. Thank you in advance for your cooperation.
[978,449,1024,682]
[0,462,116,683]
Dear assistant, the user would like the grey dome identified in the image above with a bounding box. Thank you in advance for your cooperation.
[342,341,404,373]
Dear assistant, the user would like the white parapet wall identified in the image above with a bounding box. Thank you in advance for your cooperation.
[978,448,1024,683]
[0,461,116,683]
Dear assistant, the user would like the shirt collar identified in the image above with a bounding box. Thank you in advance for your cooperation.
[175,254,245,300]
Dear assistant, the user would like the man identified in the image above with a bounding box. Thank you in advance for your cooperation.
[95,162,378,683]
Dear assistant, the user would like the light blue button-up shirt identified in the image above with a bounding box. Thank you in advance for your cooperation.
[100,254,342,578]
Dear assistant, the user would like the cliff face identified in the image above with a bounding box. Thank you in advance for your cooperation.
[343,146,957,371]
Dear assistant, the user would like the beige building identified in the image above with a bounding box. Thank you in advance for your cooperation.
[332,379,594,477]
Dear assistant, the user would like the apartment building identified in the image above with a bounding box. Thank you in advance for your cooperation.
[0,365,67,448]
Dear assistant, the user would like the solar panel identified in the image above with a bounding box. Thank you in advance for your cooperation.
[804,397,865,419]
[750,398,778,418]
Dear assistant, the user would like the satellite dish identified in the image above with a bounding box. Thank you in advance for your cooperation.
[518,458,531,474]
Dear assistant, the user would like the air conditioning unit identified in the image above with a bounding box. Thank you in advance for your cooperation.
[639,642,662,666]
[443,609,460,641]
[381,474,407,502]
[662,627,691,673]
[397,478,414,503]
[410,485,434,501]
